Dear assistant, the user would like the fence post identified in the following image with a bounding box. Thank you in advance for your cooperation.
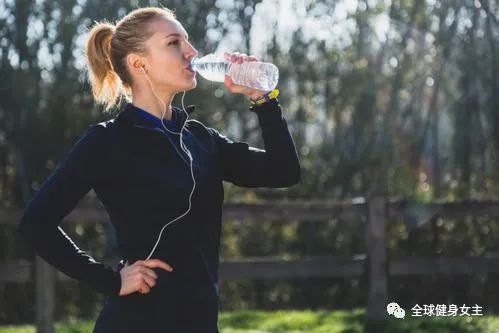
[366,196,388,322]
[35,256,55,333]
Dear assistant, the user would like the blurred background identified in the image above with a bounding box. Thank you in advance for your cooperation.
[2,0,499,332]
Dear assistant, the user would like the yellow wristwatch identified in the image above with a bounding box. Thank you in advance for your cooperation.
[250,89,280,105]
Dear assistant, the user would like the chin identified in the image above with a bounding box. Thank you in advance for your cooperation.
[172,76,197,94]
[183,79,197,91]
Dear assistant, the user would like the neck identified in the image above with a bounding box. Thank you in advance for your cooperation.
[131,84,175,121]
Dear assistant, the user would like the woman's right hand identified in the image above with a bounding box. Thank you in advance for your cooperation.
[118,259,174,296]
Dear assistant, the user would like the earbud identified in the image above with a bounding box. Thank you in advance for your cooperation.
[140,66,146,74]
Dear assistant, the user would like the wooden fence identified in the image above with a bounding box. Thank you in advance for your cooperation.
[2,197,499,333]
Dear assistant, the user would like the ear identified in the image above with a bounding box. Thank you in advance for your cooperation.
[126,53,147,74]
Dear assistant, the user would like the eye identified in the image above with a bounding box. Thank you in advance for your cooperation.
[168,40,180,46]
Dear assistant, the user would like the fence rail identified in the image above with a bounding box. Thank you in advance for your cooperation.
[3,198,499,333]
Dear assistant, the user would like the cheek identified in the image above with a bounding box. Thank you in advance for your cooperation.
[151,59,178,80]
[158,53,181,72]
[150,47,176,68]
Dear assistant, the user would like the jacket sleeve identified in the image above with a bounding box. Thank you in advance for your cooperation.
[16,124,121,296]
[209,98,301,188]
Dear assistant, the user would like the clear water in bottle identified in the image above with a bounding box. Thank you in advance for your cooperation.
[190,53,279,91]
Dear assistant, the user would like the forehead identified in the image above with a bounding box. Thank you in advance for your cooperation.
[148,17,188,39]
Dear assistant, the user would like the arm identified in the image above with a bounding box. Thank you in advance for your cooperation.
[16,125,121,296]
[210,98,301,188]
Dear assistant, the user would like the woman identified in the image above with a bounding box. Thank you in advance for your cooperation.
[17,6,300,333]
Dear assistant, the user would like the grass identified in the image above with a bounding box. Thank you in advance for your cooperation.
[2,309,499,333]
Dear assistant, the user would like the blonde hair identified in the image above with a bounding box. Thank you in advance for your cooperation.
[85,7,176,112]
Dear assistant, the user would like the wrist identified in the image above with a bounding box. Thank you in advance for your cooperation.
[249,97,281,114]
[247,90,269,101]
[249,89,280,105]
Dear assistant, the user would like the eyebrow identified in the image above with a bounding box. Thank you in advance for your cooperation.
[164,33,189,40]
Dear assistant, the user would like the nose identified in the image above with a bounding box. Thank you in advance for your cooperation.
[186,42,198,60]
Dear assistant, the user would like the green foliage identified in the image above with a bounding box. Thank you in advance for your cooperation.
[1,310,498,333]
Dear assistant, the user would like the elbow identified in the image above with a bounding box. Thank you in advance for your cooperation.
[278,163,301,187]
[284,151,302,186]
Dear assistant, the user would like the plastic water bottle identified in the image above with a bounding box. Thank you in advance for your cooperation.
[190,53,279,91]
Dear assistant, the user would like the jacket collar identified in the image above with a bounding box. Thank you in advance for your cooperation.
[116,102,196,131]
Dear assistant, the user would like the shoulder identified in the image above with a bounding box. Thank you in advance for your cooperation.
[62,125,105,162]
[85,116,122,145]
[69,119,116,158]
[79,122,109,146]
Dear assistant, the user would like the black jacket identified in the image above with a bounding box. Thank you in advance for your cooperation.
[17,98,300,329]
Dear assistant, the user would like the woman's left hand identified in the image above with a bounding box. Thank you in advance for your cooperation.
[223,51,270,101]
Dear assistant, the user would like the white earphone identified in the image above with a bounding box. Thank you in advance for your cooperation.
[138,63,196,261]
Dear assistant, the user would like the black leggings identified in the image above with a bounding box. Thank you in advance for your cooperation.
[92,291,220,333]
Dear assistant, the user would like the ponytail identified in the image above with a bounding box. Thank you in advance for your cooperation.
[85,21,126,112]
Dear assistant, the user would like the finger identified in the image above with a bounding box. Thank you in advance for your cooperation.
[236,53,246,64]
[147,259,173,271]
[139,267,158,280]
[134,260,144,266]
[143,259,174,272]
[247,55,258,62]
[135,259,161,271]
[224,75,249,94]
[226,52,237,62]
[138,283,150,294]
[224,75,234,89]
[230,52,242,64]
[142,274,156,288]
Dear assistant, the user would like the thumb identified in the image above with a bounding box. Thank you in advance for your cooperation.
[224,75,249,95]
[224,75,234,89]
